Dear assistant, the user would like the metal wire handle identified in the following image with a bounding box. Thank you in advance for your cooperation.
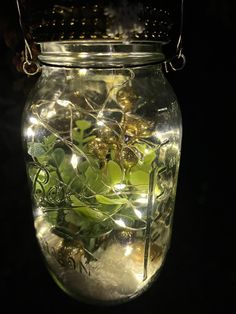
[16,0,185,74]
[16,0,40,75]
[164,0,186,72]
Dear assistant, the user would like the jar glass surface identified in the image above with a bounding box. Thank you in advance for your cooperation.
[22,41,182,304]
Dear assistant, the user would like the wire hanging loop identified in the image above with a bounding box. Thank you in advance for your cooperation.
[22,39,40,76]
[164,0,186,73]
[16,0,40,76]
[168,47,186,72]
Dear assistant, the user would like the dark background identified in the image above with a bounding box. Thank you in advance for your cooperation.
[0,0,234,312]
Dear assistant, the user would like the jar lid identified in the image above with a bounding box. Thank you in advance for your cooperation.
[24,0,174,43]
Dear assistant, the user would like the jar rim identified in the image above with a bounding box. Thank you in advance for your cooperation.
[38,40,166,68]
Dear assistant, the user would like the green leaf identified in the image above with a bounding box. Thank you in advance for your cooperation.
[70,176,84,193]
[131,155,155,172]
[98,203,121,213]
[83,135,96,143]
[71,195,104,220]
[85,166,98,183]
[43,134,57,148]
[52,148,65,167]
[72,129,82,143]
[59,157,75,184]
[96,195,128,205]
[75,120,91,131]
[70,195,87,207]
[143,150,156,165]
[45,210,58,225]
[78,160,90,173]
[133,143,156,171]
[74,206,103,220]
[107,160,123,186]
[28,143,46,158]
[134,143,146,155]
[129,170,149,187]
[44,171,58,192]
[65,210,81,226]
[110,148,117,161]
[85,166,110,194]
[28,165,37,181]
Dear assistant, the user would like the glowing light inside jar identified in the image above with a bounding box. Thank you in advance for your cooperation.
[124,245,133,257]
[134,208,142,219]
[97,111,105,126]
[26,126,35,138]
[57,99,72,107]
[114,183,126,190]
[97,120,105,126]
[78,68,87,76]
[135,194,148,205]
[46,109,56,119]
[71,154,79,169]
[79,52,89,59]
[34,207,43,217]
[29,116,38,125]
[144,148,151,154]
[135,272,144,282]
[114,219,126,228]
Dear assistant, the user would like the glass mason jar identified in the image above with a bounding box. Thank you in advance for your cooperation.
[22,41,182,304]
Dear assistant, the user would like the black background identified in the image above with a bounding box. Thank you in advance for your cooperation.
[0,1,234,313]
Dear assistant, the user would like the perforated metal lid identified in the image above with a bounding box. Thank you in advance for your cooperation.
[26,0,174,43]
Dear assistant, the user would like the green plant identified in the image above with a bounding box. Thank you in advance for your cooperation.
[27,114,164,258]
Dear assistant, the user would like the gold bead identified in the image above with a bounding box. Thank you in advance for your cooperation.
[116,86,138,112]
[125,114,154,138]
[97,126,118,144]
[124,117,139,137]
[116,230,134,244]
[87,138,109,160]
[122,147,139,168]
[57,239,84,269]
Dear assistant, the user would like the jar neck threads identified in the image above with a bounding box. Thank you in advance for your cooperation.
[38,41,166,68]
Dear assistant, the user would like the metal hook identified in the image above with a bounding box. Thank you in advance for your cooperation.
[164,0,186,73]
[164,52,186,73]
[16,0,40,75]
[22,60,40,76]
[168,49,186,72]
